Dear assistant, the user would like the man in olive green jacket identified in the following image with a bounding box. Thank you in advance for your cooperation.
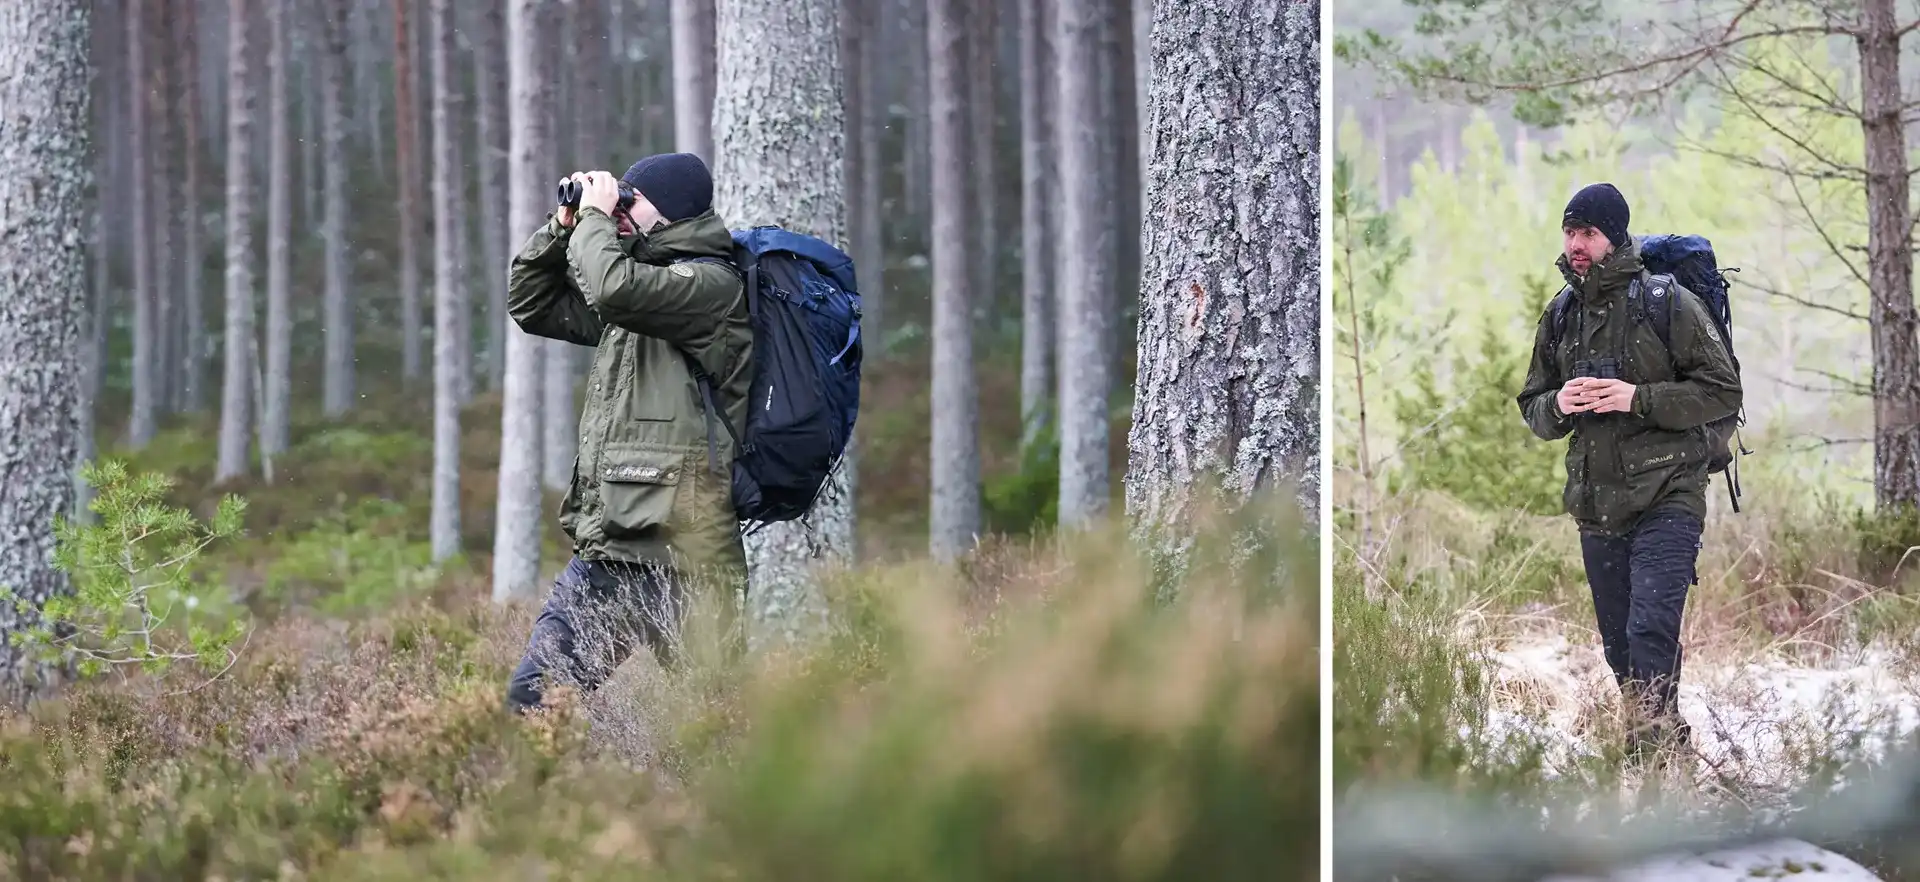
[1516,182,1742,757]
[502,152,752,714]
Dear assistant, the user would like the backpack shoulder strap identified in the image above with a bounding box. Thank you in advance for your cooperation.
[1547,286,1574,348]
[1641,271,1677,351]
[670,254,750,476]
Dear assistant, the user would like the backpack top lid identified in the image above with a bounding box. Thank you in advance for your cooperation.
[731,225,859,296]
[1636,234,1724,289]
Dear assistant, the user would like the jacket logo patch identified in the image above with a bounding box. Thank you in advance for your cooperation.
[1639,452,1677,469]
[605,464,675,483]
[1705,323,1720,343]
[669,264,695,277]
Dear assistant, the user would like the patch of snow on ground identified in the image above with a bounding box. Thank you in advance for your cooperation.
[1538,837,1881,881]
[1480,633,1920,789]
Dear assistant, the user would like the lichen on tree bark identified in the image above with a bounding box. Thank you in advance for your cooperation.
[1124,0,1320,564]
[0,0,91,701]
[712,0,853,648]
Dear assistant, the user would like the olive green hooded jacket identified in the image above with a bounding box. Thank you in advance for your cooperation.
[1516,238,1743,535]
[506,205,752,578]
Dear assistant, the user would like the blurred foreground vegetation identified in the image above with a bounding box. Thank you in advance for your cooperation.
[1,342,1317,881]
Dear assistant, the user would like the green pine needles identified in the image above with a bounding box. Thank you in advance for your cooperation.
[4,460,250,685]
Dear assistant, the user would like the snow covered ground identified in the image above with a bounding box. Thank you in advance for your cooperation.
[1480,630,1920,881]
[1483,632,1920,787]
[1538,837,1883,881]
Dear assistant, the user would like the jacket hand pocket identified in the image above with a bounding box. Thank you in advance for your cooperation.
[1622,436,1701,476]
[598,449,685,539]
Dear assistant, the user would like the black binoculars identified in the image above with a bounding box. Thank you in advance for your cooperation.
[557,178,637,215]
[1573,356,1620,380]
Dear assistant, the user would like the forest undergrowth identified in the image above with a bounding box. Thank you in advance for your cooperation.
[0,346,1316,881]
[1332,457,1920,876]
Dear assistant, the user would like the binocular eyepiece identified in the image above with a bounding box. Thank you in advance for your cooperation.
[557,178,637,215]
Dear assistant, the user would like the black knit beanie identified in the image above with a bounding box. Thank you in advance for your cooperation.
[1562,182,1630,249]
[620,152,713,223]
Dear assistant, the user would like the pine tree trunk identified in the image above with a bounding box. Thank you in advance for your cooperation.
[901,0,929,230]
[926,0,980,561]
[320,0,354,416]
[216,0,257,482]
[853,0,883,352]
[671,0,716,159]
[126,0,156,447]
[713,0,851,647]
[495,0,551,603]
[430,0,462,562]
[394,0,424,383]
[840,0,882,347]
[1053,0,1115,528]
[263,0,292,461]
[472,0,508,393]
[968,0,996,282]
[0,0,91,703]
[1018,0,1054,447]
[151,0,177,417]
[79,0,111,521]
[1860,0,1920,513]
[178,0,207,413]
[1124,0,1320,556]
[1109,0,1141,373]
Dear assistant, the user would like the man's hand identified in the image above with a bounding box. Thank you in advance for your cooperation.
[1557,377,1636,415]
[581,170,621,216]
[1582,378,1637,414]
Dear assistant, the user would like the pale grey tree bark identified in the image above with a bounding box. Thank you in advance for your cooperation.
[299,25,320,223]
[150,0,176,417]
[842,0,883,348]
[430,0,462,563]
[714,0,852,648]
[1018,0,1054,448]
[263,0,292,461]
[1053,0,1115,528]
[471,0,508,393]
[0,0,90,702]
[178,0,207,414]
[319,0,355,416]
[1124,0,1320,556]
[1132,0,1150,192]
[671,0,716,160]
[969,0,997,279]
[899,0,929,227]
[79,0,110,522]
[495,0,552,603]
[126,0,156,448]
[926,0,979,561]
[540,344,575,491]
[394,0,424,384]
[216,0,257,482]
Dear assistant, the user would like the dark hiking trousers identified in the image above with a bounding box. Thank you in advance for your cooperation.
[506,557,687,713]
[1579,506,1703,730]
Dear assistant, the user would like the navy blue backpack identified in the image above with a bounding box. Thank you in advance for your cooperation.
[676,226,862,533]
[1547,233,1749,509]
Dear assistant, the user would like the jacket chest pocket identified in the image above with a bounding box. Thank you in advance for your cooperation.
[597,447,687,539]
[610,334,680,423]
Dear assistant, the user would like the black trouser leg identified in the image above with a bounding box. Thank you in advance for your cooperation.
[1580,508,1702,735]
[1581,531,1635,691]
[1623,509,1702,722]
[506,557,688,713]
